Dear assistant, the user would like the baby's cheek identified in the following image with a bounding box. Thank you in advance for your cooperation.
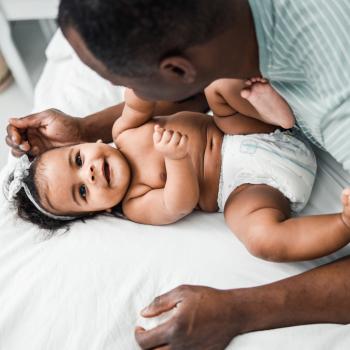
[103,189,121,208]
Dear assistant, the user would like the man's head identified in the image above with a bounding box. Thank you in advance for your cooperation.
[58,0,257,101]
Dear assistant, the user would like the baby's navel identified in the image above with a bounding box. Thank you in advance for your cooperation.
[159,172,167,183]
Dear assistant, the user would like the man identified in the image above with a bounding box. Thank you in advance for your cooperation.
[6,0,350,349]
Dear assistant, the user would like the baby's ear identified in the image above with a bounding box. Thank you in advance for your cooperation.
[96,139,103,143]
[105,208,112,213]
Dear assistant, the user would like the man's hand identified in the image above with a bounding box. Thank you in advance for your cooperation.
[135,285,239,350]
[135,256,350,350]
[6,109,84,157]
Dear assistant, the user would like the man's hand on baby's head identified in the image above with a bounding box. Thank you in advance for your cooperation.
[153,125,189,160]
[6,109,83,157]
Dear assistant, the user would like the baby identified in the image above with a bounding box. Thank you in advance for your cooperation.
[6,80,350,262]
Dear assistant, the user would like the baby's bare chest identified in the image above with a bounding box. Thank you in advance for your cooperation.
[118,118,208,193]
[132,149,167,189]
[119,127,167,189]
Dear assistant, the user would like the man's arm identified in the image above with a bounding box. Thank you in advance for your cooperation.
[81,91,208,143]
[135,256,350,349]
[6,92,208,156]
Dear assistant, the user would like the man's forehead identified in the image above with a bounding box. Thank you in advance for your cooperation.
[63,26,114,82]
[62,26,154,89]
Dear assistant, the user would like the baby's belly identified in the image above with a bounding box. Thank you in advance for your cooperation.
[198,125,223,212]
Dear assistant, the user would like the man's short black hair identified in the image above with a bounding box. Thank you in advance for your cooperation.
[58,0,231,77]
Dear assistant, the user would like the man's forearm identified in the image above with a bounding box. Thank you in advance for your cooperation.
[230,255,350,334]
[81,103,125,143]
[80,93,208,143]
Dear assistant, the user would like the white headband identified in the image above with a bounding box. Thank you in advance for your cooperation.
[7,155,76,221]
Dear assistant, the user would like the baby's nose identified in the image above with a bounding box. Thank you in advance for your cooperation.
[89,165,96,182]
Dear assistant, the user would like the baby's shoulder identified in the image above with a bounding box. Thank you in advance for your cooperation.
[117,122,154,147]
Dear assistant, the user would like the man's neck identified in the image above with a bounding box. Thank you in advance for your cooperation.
[219,0,260,79]
[189,0,260,82]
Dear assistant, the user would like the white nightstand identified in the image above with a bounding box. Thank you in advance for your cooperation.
[0,0,59,100]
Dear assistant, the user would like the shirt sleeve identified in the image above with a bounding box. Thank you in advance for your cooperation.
[322,98,350,172]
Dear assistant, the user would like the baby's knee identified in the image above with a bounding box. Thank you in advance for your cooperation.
[244,226,288,262]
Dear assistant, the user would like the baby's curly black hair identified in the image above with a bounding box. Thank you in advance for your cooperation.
[5,156,123,235]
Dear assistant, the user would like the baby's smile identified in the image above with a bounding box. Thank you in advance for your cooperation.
[103,160,111,185]
[36,142,131,216]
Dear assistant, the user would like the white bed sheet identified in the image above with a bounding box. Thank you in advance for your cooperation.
[1,31,350,350]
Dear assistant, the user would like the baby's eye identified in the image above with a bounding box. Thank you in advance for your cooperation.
[79,184,87,199]
[75,152,83,167]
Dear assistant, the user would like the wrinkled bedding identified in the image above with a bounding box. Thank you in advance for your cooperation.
[1,31,350,350]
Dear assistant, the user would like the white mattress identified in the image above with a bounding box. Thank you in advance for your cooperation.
[1,30,350,350]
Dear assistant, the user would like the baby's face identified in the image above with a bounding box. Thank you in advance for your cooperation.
[38,142,130,216]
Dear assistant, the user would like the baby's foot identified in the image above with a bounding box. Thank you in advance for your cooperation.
[341,189,350,230]
[241,78,295,129]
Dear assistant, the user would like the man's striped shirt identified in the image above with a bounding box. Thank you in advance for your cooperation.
[249,0,350,170]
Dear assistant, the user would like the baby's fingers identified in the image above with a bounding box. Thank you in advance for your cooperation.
[178,134,188,148]
[169,131,182,146]
[154,125,163,133]
[160,129,173,144]
[153,126,163,144]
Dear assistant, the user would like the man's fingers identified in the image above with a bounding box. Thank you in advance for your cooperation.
[11,147,25,158]
[6,123,23,145]
[141,290,180,317]
[5,135,17,149]
[135,322,171,349]
[6,136,26,157]
[18,141,30,152]
[30,145,40,156]
[6,133,30,151]
[9,113,44,129]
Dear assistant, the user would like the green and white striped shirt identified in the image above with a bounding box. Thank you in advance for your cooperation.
[249,0,350,170]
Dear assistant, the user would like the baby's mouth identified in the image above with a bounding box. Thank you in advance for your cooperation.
[103,160,111,185]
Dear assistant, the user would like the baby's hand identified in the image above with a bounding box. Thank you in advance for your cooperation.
[153,125,189,160]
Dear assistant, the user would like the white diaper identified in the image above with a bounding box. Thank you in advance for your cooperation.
[217,130,317,213]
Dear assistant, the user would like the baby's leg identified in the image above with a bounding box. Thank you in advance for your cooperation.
[205,78,260,119]
[241,78,295,129]
[225,184,350,262]
[205,79,277,135]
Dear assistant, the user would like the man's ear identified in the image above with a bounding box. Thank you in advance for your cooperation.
[159,56,196,84]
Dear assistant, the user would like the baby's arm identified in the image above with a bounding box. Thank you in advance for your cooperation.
[112,88,156,142]
[123,126,199,225]
[224,184,350,262]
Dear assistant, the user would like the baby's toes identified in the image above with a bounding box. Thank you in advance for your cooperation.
[341,190,350,226]
[255,77,267,83]
[342,189,350,206]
